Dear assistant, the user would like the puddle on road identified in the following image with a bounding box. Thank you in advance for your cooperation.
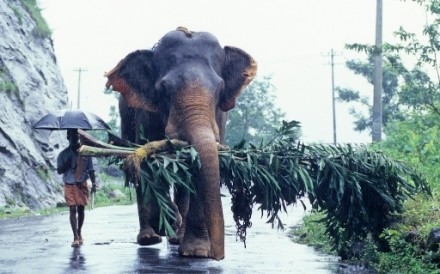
[94,242,111,245]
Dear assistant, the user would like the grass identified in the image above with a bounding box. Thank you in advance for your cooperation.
[0,70,18,94]
[289,211,336,256]
[93,178,135,207]
[18,0,51,38]
[0,177,135,220]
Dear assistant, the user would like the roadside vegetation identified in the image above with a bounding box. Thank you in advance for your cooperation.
[292,0,440,273]
[0,176,135,220]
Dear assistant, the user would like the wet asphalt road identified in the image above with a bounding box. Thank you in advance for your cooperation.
[0,193,340,274]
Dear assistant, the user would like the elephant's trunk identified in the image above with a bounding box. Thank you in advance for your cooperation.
[187,124,224,260]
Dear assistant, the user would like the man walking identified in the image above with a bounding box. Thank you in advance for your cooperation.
[57,129,97,247]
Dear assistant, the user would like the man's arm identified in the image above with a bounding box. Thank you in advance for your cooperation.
[89,170,97,192]
[88,158,97,193]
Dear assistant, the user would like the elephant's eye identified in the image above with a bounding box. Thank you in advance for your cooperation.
[157,77,177,95]
[155,79,167,92]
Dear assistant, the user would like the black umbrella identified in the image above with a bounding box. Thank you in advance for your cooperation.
[33,110,111,130]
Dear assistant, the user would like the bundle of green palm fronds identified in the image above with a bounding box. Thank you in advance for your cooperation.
[79,120,431,250]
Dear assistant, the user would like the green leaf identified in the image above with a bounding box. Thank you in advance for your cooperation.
[163,157,170,168]
[173,161,178,173]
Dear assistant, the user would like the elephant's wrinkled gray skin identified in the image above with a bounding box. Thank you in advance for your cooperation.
[105,27,257,260]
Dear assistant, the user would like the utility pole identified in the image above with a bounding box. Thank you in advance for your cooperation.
[73,68,87,109]
[330,49,337,145]
[372,0,383,142]
[324,49,341,145]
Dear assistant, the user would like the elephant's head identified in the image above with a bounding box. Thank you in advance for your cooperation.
[105,27,257,260]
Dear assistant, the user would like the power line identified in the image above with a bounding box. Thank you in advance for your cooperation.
[73,68,87,109]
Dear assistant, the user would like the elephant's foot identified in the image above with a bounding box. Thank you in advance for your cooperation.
[168,235,180,245]
[178,237,211,258]
[137,228,162,246]
[168,225,185,245]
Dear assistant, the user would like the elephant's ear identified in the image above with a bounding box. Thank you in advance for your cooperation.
[104,50,159,113]
[220,46,257,111]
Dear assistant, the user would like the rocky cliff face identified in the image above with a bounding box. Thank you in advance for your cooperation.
[0,0,70,209]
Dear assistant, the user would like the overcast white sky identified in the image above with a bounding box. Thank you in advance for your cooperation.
[38,0,425,144]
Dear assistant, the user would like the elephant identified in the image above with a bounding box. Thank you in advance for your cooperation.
[104,27,257,260]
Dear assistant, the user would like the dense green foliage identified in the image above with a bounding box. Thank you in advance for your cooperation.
[381,114,440,191]
[291,208,440,273]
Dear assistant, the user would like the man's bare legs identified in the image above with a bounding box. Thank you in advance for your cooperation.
[77,205,85,243]
[69,205,85,247]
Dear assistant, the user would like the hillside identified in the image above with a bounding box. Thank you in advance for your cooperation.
[0,0,69,209]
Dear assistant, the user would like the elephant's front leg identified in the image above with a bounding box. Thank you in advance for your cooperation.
[168,187,190,245]
[136,186,163,245]
[136,185,182,245]
[178,190,211,257]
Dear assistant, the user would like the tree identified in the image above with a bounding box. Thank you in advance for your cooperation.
[341,0,440,135]
[345,0,440,122]
[336,54,407,133]
[225,76,287,146]
[101,87,121,136]
[87,107,120,143]
[106,105,120,134]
